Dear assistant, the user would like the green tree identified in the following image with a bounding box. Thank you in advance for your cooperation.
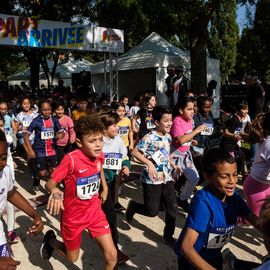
[208,0,239,84]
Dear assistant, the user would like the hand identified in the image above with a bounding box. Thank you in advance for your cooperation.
[234,134,242,141]
[0,257,20,270]
[47,190,64,215]
[99,189,108,204]
[172,166,182,181]
[121,166,130,176]
[27,214,44,235]
[148,163,158,181]
[191,140,198,146]
[128,145,134,152]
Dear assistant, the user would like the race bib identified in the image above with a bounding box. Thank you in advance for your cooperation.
[207,224,235,249]
[234,127,241,135]
[77,173,100,200]
[103,153,123,170]
[41,127,54,140]
[146,119,156,130]
[152,147,168,166]
[22,118,32,127]
[119,126,129,136]
[201,123,214,136]
[4,128,10,135]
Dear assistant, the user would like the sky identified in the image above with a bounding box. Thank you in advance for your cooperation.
[236,4,255,33]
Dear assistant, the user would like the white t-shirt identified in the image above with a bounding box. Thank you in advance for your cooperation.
[250,137,270,184]
[0,166,14,245]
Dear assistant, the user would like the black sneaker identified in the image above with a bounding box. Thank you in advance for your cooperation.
[40,230,56,260]
[162,235,176,249]
[114,202,125,212]
[178,199,189,213]
[126,200,136,223]
[117,249,129,264]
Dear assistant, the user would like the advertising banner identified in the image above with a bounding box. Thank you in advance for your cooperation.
[0,13,124,53]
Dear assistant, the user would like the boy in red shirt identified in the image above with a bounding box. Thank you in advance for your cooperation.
[41,115,117,269]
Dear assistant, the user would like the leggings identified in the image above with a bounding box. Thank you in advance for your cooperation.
[243,175,270,217]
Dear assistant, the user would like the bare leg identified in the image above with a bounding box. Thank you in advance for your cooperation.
[95,234,117,270]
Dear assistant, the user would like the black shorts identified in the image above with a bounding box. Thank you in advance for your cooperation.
[35,155,57,172]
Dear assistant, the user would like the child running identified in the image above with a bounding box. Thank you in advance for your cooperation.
[24,100,64,191]
[14,97,38,154]
[127,105,181,247]
[99,109,130,264]
[170,97,207,212]
[243,111,270,217]
[175,148,260,270]
[53,100,75,163]
[111,102,134,211]
[71,97,88,122]
[41,115,117,269]
[0,129,43,258]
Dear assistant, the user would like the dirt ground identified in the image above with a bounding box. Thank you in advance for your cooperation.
[4,155,267,270]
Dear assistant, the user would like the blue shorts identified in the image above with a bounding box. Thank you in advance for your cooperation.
[35,155,57,172]
[0,243,10,257]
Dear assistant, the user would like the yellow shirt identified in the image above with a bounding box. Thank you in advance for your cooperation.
[118,117,131,147]
[72,110,86,121]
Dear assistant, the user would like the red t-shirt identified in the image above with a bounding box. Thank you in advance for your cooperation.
[51,149,104,225]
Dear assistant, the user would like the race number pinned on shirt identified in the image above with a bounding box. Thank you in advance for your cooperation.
[152,147,169,166]
[119,126,129,136]
[103,153,123,170]
[41,127,54,140]
[207,224,235,249]
[234,127,241,135]
[77,173,100,200]
[146,119,156,130]
[201,123,214,136]
[22,117,32,127]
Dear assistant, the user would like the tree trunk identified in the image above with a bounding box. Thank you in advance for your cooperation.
[190,45,207,94]
[23,49,40,91]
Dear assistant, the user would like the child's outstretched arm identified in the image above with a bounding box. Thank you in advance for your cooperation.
[131,148,157,180]
[46,178,64,215]
[7,188,43,235]
[180,228,217,270]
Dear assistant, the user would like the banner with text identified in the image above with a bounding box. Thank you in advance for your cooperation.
[0,13,124,53]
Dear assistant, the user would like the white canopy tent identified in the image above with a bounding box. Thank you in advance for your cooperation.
[7,57,92,87]
[91,32,221,117]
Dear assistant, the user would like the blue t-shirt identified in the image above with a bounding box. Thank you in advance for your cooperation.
[27,115,62,157]
[175,186,251,269]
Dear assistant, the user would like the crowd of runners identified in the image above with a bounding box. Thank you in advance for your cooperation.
[0,66,269,270]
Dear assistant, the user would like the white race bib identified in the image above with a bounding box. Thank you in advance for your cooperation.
[103,153,123,170]
[152,147,168,166]
[201,123,214,136]
[119,126,129,136]
[234,127,241,135]
[41,127,54,140]
[76,173,100,200]
[207,224,235,249]
[22,120,31,127]
[146,120,156,130]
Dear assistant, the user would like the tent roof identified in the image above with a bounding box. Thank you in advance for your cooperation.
[7,57,92,81]
[91,32,191,74]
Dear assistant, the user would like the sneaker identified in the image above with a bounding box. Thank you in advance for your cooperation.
[40,230,56,260]
[114,202,125,212]
[162,235,176,249]
[222,248,236,270]
[117,249,129,264]
[33,185,40,192]
[178,199,189,213]
[7,231,20,244]
[126,200,136,223]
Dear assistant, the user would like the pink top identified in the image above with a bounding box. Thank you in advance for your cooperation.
[171,115,193,152]
[57,115,76,146]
